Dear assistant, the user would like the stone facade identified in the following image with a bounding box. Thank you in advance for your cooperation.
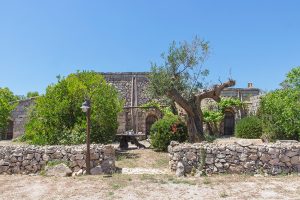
[247,94,263,115]
[10,98,35,138]
[169,141,300,176]
[0,144,115,175]
[101,72,161,135]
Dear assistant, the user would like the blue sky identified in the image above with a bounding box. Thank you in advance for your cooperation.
[0,0,299,95]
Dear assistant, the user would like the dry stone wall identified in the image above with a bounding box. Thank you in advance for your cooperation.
[0,144,115,175]
[169,141,300,176]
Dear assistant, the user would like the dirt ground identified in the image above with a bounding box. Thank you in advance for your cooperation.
[1,174,300,200]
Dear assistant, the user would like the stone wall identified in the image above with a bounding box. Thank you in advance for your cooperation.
[169,141,300,176]
[0,144,115,175]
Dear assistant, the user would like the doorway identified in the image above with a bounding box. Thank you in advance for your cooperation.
[145,115,158,136]
[224,111,235,135]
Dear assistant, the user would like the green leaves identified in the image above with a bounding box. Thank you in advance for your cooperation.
[259,89,300,141]
[280,66,300,89]
[150,113,188,151]
[24,71,123,145]
[148,37,210,101]
[0,87,17,136]
[235,116,262,139]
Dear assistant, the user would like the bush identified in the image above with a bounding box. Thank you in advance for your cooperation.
[258,89,300,141]
[235,116,262,139]
[24,71,123,145]
[0,87,17,137]
[150,113,188,151]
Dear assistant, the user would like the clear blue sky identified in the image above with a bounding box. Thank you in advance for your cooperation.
[0,0,299,95]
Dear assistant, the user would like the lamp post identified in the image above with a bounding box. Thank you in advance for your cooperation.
[81,99,91,175]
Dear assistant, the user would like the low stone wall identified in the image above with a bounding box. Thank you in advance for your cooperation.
[0,144,115,175]
[169,141,300,176]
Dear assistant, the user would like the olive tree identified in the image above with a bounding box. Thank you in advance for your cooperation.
[148,37,235,142]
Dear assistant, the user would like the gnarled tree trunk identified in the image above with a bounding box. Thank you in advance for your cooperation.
[167,80,235,143]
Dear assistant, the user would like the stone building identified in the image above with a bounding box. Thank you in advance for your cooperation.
[100,72,162,136]
[1,72,261,140]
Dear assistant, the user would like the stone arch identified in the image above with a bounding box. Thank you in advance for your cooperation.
[145,114,158,136]
[224,109,235,135]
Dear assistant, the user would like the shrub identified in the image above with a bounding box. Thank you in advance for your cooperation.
[235,116,262,139]
[24,71,123,145]
[0,87,17,139]
[258,89,300,141]
[150,113,188,151]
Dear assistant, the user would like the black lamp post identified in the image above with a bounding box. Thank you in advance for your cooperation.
[81,99,91,175]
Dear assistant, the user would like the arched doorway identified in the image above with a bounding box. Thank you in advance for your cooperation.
[224,110,235,135]
[146,115,158,136]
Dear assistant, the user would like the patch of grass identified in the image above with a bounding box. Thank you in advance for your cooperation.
[111,183,122,190]
[116,152,140,168]
[171,178,196,185]
[108,191,114,196]
[219,191,229,198]
[140,174,156,181]
[203,178,211,185]
[151,157,169,168]
[46,160,70,167]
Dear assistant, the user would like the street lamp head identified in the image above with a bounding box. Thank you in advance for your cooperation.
[81,100,90,113]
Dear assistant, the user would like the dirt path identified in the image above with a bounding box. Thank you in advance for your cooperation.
[1,174,300,200]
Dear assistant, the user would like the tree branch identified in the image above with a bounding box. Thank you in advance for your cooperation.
[196,79,236,102]
[166,89,194,116]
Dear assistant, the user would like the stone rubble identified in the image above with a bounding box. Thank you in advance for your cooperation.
[0,144,115,175]
[168,140,300,176]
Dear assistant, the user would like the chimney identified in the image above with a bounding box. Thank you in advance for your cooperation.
[248,82,253,88]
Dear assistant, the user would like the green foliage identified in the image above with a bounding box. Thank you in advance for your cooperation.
[235,116,262,139]
[218,98,243,112]
[203,110,223,123]
[280,66,300,89]
[141,100,174,116]
[24,71,123,145]
[258,89,300,141]
[150,113,188,151]
[204,133,217,143]
[0,87,17,138]
[26,91,39,98]
[148,37,210,101]
[203,98,243,135]
[141,100,161,110]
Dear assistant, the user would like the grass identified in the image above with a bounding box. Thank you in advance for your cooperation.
[203,177,211,185]
[219,191,229,198]
[115,149,169,169]
[46,160,70,167]
[139,174,197,185]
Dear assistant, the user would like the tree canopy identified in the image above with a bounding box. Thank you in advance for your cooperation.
[280,66,300,89]
[26,91,40,98]
[0,87,17,136]
[259,66,300,141]
[24,71,123,145]
[149,37,235,142]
